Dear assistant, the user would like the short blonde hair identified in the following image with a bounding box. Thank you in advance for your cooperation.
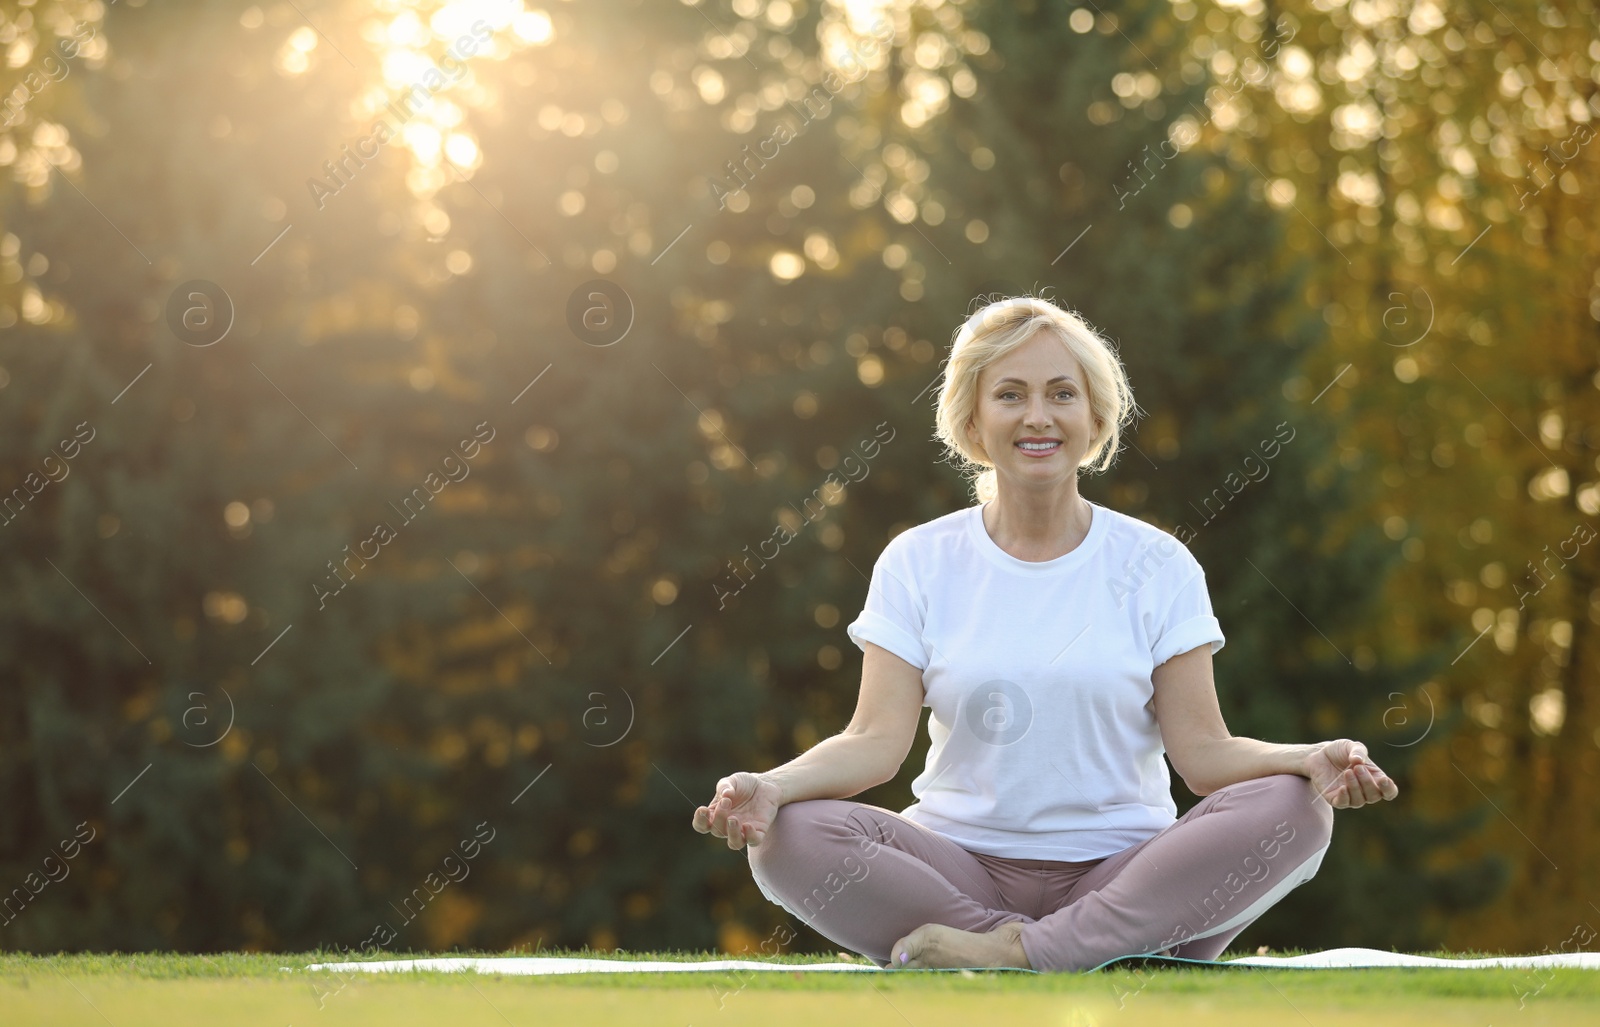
[934,295,1136,504]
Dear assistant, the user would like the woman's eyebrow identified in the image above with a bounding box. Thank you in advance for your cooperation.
[994,375,1076,386]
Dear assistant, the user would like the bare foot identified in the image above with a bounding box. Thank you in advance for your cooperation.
[890,921,1032,970]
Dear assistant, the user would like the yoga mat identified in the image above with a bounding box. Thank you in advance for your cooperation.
[301,947,1600,976]
[300,956,886,975]
[1089,947,1600,972]
[1224,948,1600,970]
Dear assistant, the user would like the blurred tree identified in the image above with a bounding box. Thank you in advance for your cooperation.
[2,0,1591,960]
[1192,0,1600,950]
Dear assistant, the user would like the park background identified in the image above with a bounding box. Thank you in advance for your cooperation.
[1,0,1596,960]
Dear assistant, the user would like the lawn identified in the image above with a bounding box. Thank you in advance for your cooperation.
[2,949,1597,1026]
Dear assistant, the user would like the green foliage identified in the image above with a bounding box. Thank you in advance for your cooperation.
[2,0,1569,959]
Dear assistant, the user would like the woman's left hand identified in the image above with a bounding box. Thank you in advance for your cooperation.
[1306,739,1399,809]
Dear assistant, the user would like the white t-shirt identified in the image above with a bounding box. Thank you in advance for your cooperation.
[845,499,1225,861]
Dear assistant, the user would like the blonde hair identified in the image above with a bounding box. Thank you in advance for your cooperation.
[934,295,1136,504]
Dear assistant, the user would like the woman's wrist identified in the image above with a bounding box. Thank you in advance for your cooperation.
[756,769,788,806]
[1294,742,1324,778]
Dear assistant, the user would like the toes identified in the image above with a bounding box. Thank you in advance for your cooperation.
[892,926,930,968]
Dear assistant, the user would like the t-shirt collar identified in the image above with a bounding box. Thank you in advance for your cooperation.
[968,499,1108,574]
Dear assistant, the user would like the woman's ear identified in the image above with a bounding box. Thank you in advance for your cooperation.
[964,418,987,457]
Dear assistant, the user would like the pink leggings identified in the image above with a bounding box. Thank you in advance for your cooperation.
[746,773,1334,972]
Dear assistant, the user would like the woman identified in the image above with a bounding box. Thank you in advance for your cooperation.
[691,296,1398,972]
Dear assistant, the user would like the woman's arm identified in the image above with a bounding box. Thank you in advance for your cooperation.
[760,731,906,804]
[1176,736,1320,796]
[1152,645,1397,806]
[761,641,925,804]
[697,642,925,849]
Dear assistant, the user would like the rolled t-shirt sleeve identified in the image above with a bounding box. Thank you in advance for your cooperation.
[846,537,929,671]
[1151,565,1225,667]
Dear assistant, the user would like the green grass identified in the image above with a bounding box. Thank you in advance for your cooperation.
[2,949,1597,1026]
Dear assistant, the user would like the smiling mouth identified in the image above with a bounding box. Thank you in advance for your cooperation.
[1016,440,1062,455]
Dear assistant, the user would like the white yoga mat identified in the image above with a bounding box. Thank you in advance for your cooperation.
[1222,947,1600,970]
[300,956,882,975]
[300,947,1600,975]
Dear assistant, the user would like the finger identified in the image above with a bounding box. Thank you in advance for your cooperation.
[708,797,730,836]
[1344,770,1366,808]
[1362,760,1397,796]
[1363,763,1386,799]
[693,806,709,833]
[1356,763,1384,802]
[727,815,744,850]
[1349,764,1375,802]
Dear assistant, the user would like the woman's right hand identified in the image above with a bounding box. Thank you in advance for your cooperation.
[692,771,783,850]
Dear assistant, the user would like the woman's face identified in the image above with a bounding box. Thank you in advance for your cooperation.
[965,330,1101,487]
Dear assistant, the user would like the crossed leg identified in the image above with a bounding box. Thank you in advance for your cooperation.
[746,773,1334,972]
[745,799,1034,968]
[1016,773,1335,971]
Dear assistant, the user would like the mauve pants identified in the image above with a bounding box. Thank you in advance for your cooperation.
[745,773,1334,972]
